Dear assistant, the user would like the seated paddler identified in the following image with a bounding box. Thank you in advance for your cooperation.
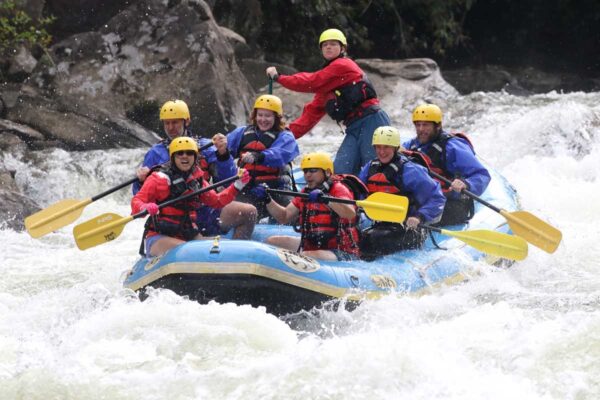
[131,137,254,257]
[358,126,445,260]
[258,152,361,261]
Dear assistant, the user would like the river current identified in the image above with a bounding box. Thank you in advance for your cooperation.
[1,90,599,399]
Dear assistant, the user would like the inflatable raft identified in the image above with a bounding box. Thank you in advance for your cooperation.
[123,168,520,316]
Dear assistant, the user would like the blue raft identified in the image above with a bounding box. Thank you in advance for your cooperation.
[123,168,519,316]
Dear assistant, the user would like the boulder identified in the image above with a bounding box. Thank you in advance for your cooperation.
[0,169,39,231]
[42,0,255,139]
[6,91,160,150]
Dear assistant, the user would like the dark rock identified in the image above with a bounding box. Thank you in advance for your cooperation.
[0,169,39,231]
[6,92,159,150]
[7,45,38,81]
[41,0,255,140]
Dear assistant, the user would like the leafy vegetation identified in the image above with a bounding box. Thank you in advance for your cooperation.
[213,0,475,70]
[0,1,55,54]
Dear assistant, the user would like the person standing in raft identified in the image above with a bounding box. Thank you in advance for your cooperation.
[403,104,491,226]
[224,94,299,220]
[359,126,445,260]
[132,137,253,257]
[258,152,361,261]
[265,28,390,175]
[133,99,254,238]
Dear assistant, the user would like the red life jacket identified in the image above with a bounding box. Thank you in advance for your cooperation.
[144,165,204,240]
[237,125,281,183]
[298,176,360,256]
[365,154,406,194]
[404,132,474,192]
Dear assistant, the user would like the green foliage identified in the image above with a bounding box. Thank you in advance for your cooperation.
[0,1,55,53]
[214,0,475,70]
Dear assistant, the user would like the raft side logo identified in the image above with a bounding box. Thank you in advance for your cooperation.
[97,215,114,224]
[144,255,163,271]
[371,275,397,289]
[276,249,320,273]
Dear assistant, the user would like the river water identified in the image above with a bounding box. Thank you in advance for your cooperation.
[1,90,599,399]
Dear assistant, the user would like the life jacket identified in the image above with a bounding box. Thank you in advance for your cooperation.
[325,75,378,123]
[298,176,361,256]
[144,165,204,241]
[365,154,407,194]
[237,125,281,183]
[405,132,474,192]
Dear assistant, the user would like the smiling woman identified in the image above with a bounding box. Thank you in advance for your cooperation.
[129,137,252,257]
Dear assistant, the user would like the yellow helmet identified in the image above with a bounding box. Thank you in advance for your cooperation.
[412,104,442,124]
[319,28,347,47]
[253,94,283,116]
[300,152,334,173]
[372,126,401,147]
[160,100,190,120]
[169,137,198,157]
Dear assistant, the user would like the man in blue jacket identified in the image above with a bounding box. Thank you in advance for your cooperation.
[403,104,491,225]
[358,126,445,260]
[133,100,256,239]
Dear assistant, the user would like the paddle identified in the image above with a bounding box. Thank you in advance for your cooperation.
[267,189,408,224]
[268,77,273,94]
[73,174,240,251]
[421,223,528,261]
[428,170,562,253]
[24,142,214,238]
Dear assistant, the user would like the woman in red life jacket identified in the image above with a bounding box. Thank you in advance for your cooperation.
[260,152,361,261]
[225,94,300,220]
[266,28,390,175]
[131,137,253,257]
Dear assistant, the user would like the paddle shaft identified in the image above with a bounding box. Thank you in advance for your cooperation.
[75,174,240,244]
[267,188,356,206]
[428,170,500,213]
[91,142,214,202]
[268,78,273,94]
[131,174,239,220]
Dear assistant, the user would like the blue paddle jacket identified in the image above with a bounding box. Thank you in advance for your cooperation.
[403,130,491,199]
[226,125,299,171]
[358,155,445,223]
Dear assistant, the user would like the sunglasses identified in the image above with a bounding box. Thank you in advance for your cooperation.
[175,150,196,156]
[303,168,321,174]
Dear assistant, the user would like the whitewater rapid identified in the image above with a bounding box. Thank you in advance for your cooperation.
[1,90,599,399]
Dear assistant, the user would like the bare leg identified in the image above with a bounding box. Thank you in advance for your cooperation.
[149,236,185,257]
[266,235,301,252]
[219,201,257,239]
[302,249,338,261]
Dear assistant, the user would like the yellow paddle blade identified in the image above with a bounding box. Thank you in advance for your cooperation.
[73,213,133,250]
[501,210,562,253]
[25,198,92,238]
[357,192,408,223]
[440,228,529,261]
